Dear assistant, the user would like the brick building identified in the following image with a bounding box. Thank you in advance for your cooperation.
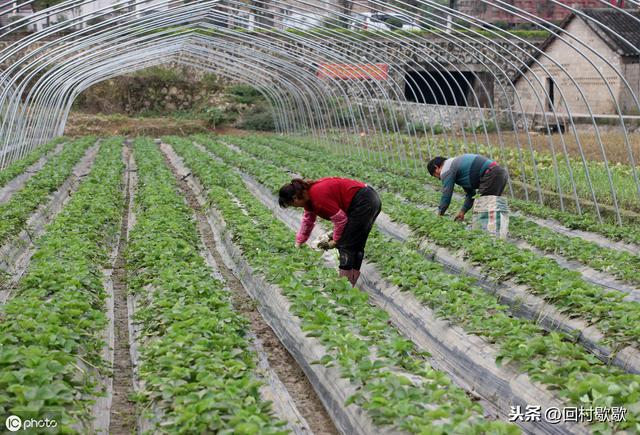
[513,8,640,118]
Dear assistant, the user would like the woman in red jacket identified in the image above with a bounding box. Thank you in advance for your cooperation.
[278,177,382,287]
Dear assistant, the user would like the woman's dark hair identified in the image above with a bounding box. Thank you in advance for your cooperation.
[278,179,312,208]
[427,157,448,176]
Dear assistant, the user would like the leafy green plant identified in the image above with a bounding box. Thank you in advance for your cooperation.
[200,72,226,93]
[233,134,640,349]
[384,16,404,30]
[132,66,182,83]
[509,216,640,286]
[238,106,276,131]
[408,121,445,136]
[205,107,228,129]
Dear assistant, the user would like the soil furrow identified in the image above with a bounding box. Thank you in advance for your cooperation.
[108,142,137,434]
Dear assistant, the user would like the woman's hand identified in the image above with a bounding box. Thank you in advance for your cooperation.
[295,241,302,249]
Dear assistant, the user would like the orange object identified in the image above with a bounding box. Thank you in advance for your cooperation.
[316,63,389,80]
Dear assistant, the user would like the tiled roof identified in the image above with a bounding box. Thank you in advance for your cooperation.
[581,8,640,56]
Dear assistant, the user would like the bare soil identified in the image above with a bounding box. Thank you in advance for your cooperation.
[448,131,640,165]
[109,144,136,434]
[161,147,338,435]
[64,113,259,139]
[64,112,211,137]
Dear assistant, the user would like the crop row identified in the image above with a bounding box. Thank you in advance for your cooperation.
[0,138,124,430]
[0,137,95,245]
[0,139,61,189]
[507,217,640,286]
[190,136,640,433]
[127,138,287,434]
[212,134,640,349]
[305,135,640,245]
[165,136,517,434]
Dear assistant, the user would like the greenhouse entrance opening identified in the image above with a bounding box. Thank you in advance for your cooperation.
[404,70,476,106]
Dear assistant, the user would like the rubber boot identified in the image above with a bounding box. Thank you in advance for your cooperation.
[349,269,361,287]
[339,269,361,287]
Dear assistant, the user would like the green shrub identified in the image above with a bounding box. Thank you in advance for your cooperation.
[409,122,446,135]
[492,20,512,30]
[227,84,264,105]
[330,106,354,128]
[384,16,404,30]
[464,120,498,134]
[205,107,228,128]
[239,106,276,131]
[200,73,225,93]
[379,105,407,133]
[132,66,182,83]
[321,15,347,29]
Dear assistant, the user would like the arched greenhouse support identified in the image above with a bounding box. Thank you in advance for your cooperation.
[1,0,639,224]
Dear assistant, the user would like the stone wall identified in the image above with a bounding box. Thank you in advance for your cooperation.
[387,100,492,130]
[73,65,230,115]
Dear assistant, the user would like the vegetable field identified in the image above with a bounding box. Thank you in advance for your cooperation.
[0,135,638,435]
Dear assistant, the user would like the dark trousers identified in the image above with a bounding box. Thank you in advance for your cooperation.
[478,166,508,196]
[336,186,381,270]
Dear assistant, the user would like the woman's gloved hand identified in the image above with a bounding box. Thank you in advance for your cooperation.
[317,239,337,250]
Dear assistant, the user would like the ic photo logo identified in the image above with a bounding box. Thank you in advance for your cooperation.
[5,415,21,432]
[4,415,57,432]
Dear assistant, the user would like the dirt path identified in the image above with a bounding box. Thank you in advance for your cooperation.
[160,143,338,435]
[108,143,137,434]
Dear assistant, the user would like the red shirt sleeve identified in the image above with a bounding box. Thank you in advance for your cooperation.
[330,210,348,242]
[296,209,316,244]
